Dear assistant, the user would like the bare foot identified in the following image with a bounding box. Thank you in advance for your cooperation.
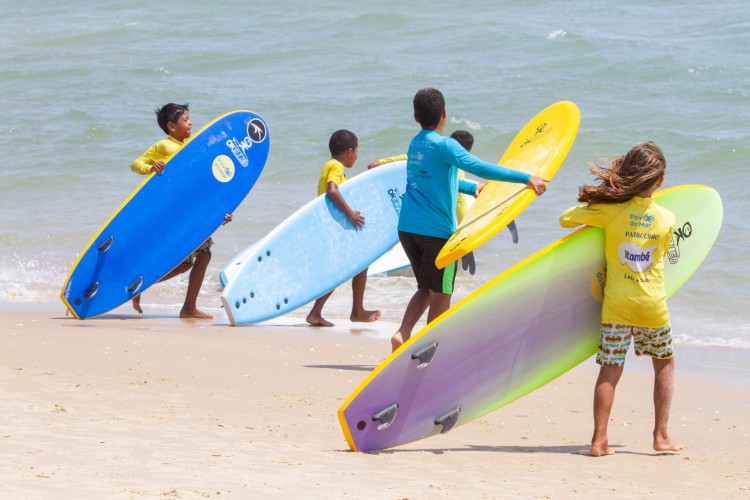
[589,441,615,457]
[307,312,334,327]
[654,437,683,453]
[391,332,404,352]
[132,295,143,314]
[351,309,381,323]
[179,307,214,319]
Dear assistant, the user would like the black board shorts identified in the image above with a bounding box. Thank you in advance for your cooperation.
[399,231,457,294]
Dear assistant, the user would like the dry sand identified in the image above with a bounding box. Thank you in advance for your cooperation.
[1,303,748,499]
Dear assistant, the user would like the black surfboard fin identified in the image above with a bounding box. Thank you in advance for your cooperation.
[434,407,461,434]
[83,282,99,300]
[97,235,114,253]
[507,219,519,244]
[127,276,143,295]
[411,341,438,369]
[372,403,399,431]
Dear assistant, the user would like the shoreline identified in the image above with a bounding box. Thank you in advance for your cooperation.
[1,303,749,498]
[6,296,749,386]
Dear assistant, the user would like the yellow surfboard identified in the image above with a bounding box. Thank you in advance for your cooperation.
[435,101,580,269]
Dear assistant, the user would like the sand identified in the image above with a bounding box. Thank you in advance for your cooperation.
[1,304,748,499]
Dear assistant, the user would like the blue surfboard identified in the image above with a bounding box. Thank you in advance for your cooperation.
[61,110,270,319]
[221,160,406,325]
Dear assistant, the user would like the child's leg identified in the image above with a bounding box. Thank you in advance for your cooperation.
[180,251,213,319]
[307,291,334,327]
[652,357,682,452]
[426,291,451,323]
[350,268,381,323]
[391,288,430,352]
[591,365,623,456]
[131,260,192,313]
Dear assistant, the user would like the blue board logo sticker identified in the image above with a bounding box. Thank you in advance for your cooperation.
[212,155,235,183]
[226,117,268,168]
[248,118,267,143]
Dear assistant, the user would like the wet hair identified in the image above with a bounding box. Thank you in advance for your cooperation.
[450,130,474,151]
[578,142,666,205]
[155,103,189,134]
[329,129,358,157]
[413,87,445,129]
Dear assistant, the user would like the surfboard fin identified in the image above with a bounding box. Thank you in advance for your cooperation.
[411,341,438,369]
[97,236,114,253]
[507,220,519,244]
[460,252,476,275]
[127,276,143,295]
[83,282,99,300]
[372,403,398,431]
[434,407,461,434]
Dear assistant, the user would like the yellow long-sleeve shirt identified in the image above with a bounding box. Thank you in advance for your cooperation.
[560,197,675,327]
[131,136,185,175]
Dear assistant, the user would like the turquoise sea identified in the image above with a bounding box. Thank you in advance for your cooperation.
[1,1,747,351]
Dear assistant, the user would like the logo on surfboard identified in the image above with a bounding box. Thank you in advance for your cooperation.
[212,155,235,183]
[225,118,267,168]
[668,221,692,265]
[247,118,267,143]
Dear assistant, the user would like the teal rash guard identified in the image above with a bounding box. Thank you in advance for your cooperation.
[398,130,532,239]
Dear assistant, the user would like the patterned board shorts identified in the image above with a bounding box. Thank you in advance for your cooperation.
[597,323,674,367]
[181,237,213,266]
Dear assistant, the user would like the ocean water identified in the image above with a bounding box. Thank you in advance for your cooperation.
[0,1,747,349]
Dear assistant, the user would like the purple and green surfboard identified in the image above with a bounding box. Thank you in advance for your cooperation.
[338,184,722,452]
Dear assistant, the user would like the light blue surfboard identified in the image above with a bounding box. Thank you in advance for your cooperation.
[61,110,270,319]
[221,160,406,325]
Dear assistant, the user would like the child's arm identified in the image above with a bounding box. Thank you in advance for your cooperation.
[448,144,549,195]
[367,154,407,170]
[131,145,166,175]
[559,204,611,228]
[327,182,364,229]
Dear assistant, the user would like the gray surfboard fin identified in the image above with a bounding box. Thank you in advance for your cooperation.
[411,341,438,369]
[372,403,399,431]
[84,282,99,300]
[127,276,143,295]
[97,235,114,253]
[507,219,519,244]
[434,407,461,434]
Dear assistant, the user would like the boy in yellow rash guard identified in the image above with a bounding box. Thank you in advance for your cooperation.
[130,103,231,319]
[559,142,681,457]
[306,129,381,327]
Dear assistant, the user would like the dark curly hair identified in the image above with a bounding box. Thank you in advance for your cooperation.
[155,103,189,134]
[413,88,445,129]
[328,129,358,157]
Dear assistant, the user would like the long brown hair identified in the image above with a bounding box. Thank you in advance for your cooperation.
[578,142,666,205]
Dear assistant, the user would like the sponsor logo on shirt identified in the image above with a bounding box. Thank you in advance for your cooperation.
[629,212,655,228]
[618,243,657,272]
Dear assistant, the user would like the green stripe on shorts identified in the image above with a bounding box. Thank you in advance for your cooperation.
[442,261,456,294]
